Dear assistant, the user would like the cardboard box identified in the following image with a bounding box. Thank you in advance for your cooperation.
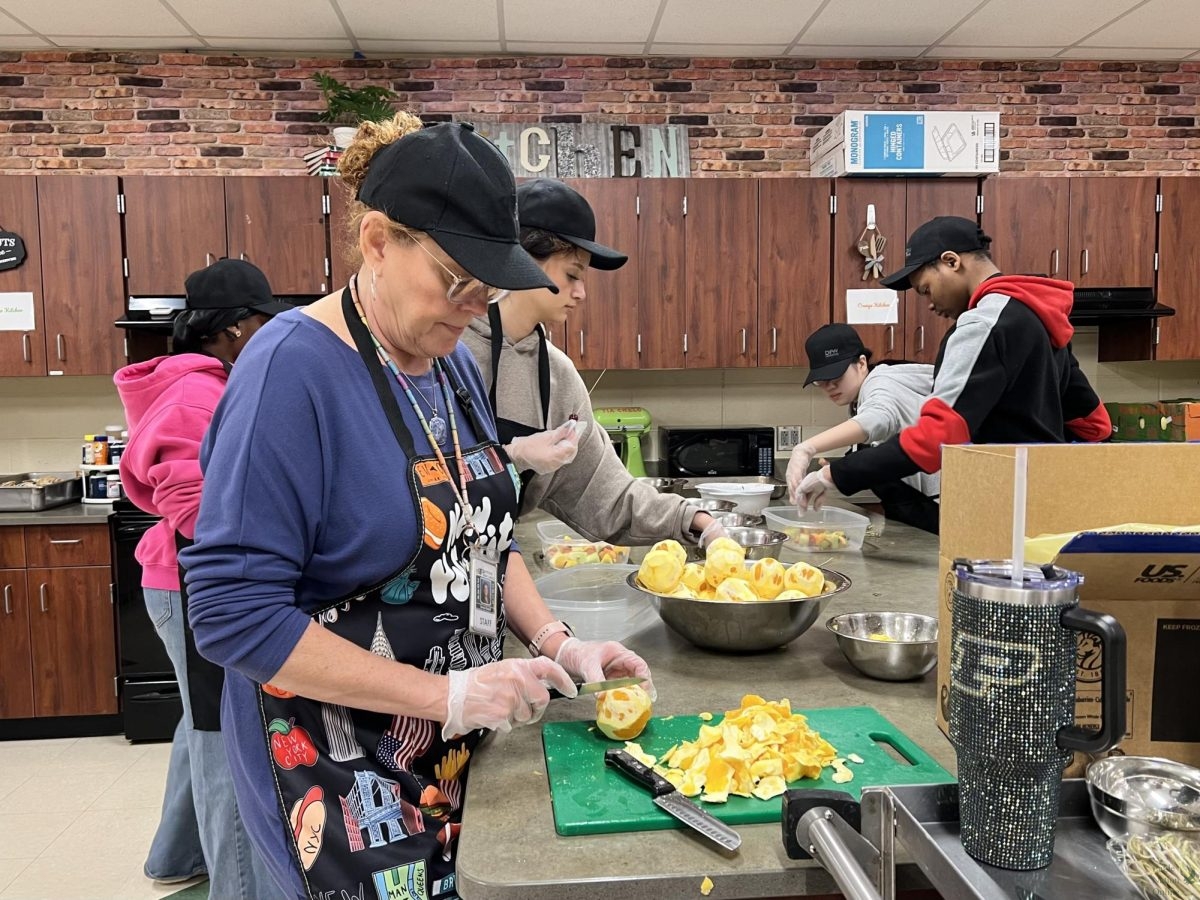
[938,444,1200,773]
[1106,399,1200,442]
[809,110,1000,176]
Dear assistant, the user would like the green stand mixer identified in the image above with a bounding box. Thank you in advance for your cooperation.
[594,407,651,477]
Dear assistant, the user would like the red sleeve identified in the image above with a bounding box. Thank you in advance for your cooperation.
[899,398,973,473]
[1066,403,1112,443]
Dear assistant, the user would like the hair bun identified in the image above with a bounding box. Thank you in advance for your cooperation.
[336,111,424,196]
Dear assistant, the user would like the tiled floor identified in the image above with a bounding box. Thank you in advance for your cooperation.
[0,736,207,900]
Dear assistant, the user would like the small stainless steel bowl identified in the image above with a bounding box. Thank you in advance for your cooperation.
[687,498,737,514]
[685,525,788,561]
[627,567,851,653]
[712,511,765,529]
[1086,756,1200,840]
[825,612,938,681]
[637,476,687,496]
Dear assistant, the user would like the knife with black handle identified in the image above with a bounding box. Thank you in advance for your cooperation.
[604,748,742,851]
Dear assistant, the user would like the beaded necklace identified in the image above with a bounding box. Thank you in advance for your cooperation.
[349,275,475,520]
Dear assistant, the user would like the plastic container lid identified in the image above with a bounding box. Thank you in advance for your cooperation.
[534,564,657,644]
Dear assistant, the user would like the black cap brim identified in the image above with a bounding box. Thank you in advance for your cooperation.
[561,235,628,271]
[249,298,293,317]
[879,261,924,291]
[430,231,559,294]
[803,357,854,387]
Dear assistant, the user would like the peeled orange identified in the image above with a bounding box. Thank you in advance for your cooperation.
[595,684,653,741]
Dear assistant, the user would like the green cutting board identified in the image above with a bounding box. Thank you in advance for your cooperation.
[543,705,953,836]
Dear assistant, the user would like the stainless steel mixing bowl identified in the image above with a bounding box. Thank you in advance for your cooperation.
[825,612,939,681]
[712,512,766,529]
[626,567,851,653]
[636,477,687,495]
[684,525,788,562]
[687,498,738,514]
[1086,756,1200,840]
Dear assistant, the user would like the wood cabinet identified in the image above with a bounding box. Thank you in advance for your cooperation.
[1068,177,1157,288]
[903,179,981,364]
[684,178,758,368]
[122,176,228,296]
[637,179,686,369]
[0,524,116,720]
[224,177,329,295]
[758,179,832,367]
[981,177,1070,278]
[37,176,126,376]
[562,179,641,370]
[0,176,46,377]
[327,177,356,292]
[1155,177,1200,361]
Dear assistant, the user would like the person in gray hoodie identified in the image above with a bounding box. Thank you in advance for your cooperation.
[462,179,721,547]
[786,323,940,534]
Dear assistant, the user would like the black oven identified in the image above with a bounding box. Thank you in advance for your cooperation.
[109,499,183,742]
[662,427,776,478]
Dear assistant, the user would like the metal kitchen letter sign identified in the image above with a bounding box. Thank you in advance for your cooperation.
[474,124,690,179]
[0,229,26,272]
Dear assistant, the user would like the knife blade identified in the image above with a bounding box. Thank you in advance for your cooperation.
[604,749,742,851]
[546,676,643,700]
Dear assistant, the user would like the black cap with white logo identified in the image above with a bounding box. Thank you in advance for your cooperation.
[803,323,868,386]
[880,215,990,292]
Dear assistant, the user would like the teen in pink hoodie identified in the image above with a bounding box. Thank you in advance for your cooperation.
[114,259,287,896]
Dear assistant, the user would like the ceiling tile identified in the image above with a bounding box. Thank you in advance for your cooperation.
[649,42,789,55]
[43,35,206,49]
[0,0,191,37]
[357,39,504,54]
[507,41,649,54]
[174,0,346,40]
[789,44,926,58]
[204,37,354,52]
[504,0,657,43]
[1058,46,1197,59]
[655,0,823,44]
[337,0,498,41]
[925,45,1064,58]
[942,0,1140,46]
[0,33,49,48]
[1079,0,1200,47]
[798,0,982,45]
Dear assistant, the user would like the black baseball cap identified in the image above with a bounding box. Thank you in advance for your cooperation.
[516,180,628,271]
[357,122,557,293]
[184,259,291,316]
[803,323,869,386]
[880,216,989,291]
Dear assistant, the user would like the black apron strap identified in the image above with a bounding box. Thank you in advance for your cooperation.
[174,532,225,731]
[342,285,417,458]
[487,303,551,430]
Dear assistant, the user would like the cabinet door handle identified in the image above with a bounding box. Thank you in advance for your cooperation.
[239,252,250,262]
[1081,248,1089,276]
[887,325,895,353]
[771,326,778,355]
[3,584,11,615]
[636,334,642,355]
[206,252,213,266]
[55,333,65,361]
[740,328,747,355]
[39,583,47,613]
[578,330,585,357]
[49,539,82,545]
[917,325,925,353]
[1051,248,1060,276]
[22,332,31,363]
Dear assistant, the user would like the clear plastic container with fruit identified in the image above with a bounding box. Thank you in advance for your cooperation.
[536,519,631,569]
[762,505,869,553]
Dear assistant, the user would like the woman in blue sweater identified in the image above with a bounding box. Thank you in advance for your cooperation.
[181,116,653,900]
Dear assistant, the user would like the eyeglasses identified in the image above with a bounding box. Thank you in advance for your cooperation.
[410,238,509,305]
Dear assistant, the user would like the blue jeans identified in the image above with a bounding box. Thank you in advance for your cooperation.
[142,587,274,898]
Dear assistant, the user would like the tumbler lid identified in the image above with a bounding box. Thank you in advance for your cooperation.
[953,558,1082,606]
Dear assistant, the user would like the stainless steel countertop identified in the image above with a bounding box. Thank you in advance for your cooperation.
[457,511,951,900]
[0,502,114,527]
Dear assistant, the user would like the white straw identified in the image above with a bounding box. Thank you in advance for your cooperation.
[1011,447,1029,587]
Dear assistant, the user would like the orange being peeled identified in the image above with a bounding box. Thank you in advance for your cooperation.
[595,684,653,741]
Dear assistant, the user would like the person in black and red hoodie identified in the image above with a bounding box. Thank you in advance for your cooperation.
[797,215,1112,510]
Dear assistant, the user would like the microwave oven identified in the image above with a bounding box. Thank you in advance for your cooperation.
[662,427,776,478]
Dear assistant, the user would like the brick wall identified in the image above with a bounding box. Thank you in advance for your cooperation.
[2,50,1199,175]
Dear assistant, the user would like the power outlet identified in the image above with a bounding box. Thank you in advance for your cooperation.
[777,426,804,452]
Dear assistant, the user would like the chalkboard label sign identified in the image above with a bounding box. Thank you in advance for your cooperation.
[0,230,26,272]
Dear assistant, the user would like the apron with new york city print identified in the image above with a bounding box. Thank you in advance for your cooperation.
[254,287,522,900]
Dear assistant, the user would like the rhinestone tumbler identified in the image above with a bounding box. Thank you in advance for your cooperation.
[949,559,1126,870]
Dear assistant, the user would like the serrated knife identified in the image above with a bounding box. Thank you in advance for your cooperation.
[603,749,742,851]
[546,676,643,701]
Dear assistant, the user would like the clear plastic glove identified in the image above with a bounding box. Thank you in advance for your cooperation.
[797,465,835,511]
[786,442,817,505]
[554,636,656,701]
[506,422,581,475]
[442,656,576,741]
[695,516,727,550]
